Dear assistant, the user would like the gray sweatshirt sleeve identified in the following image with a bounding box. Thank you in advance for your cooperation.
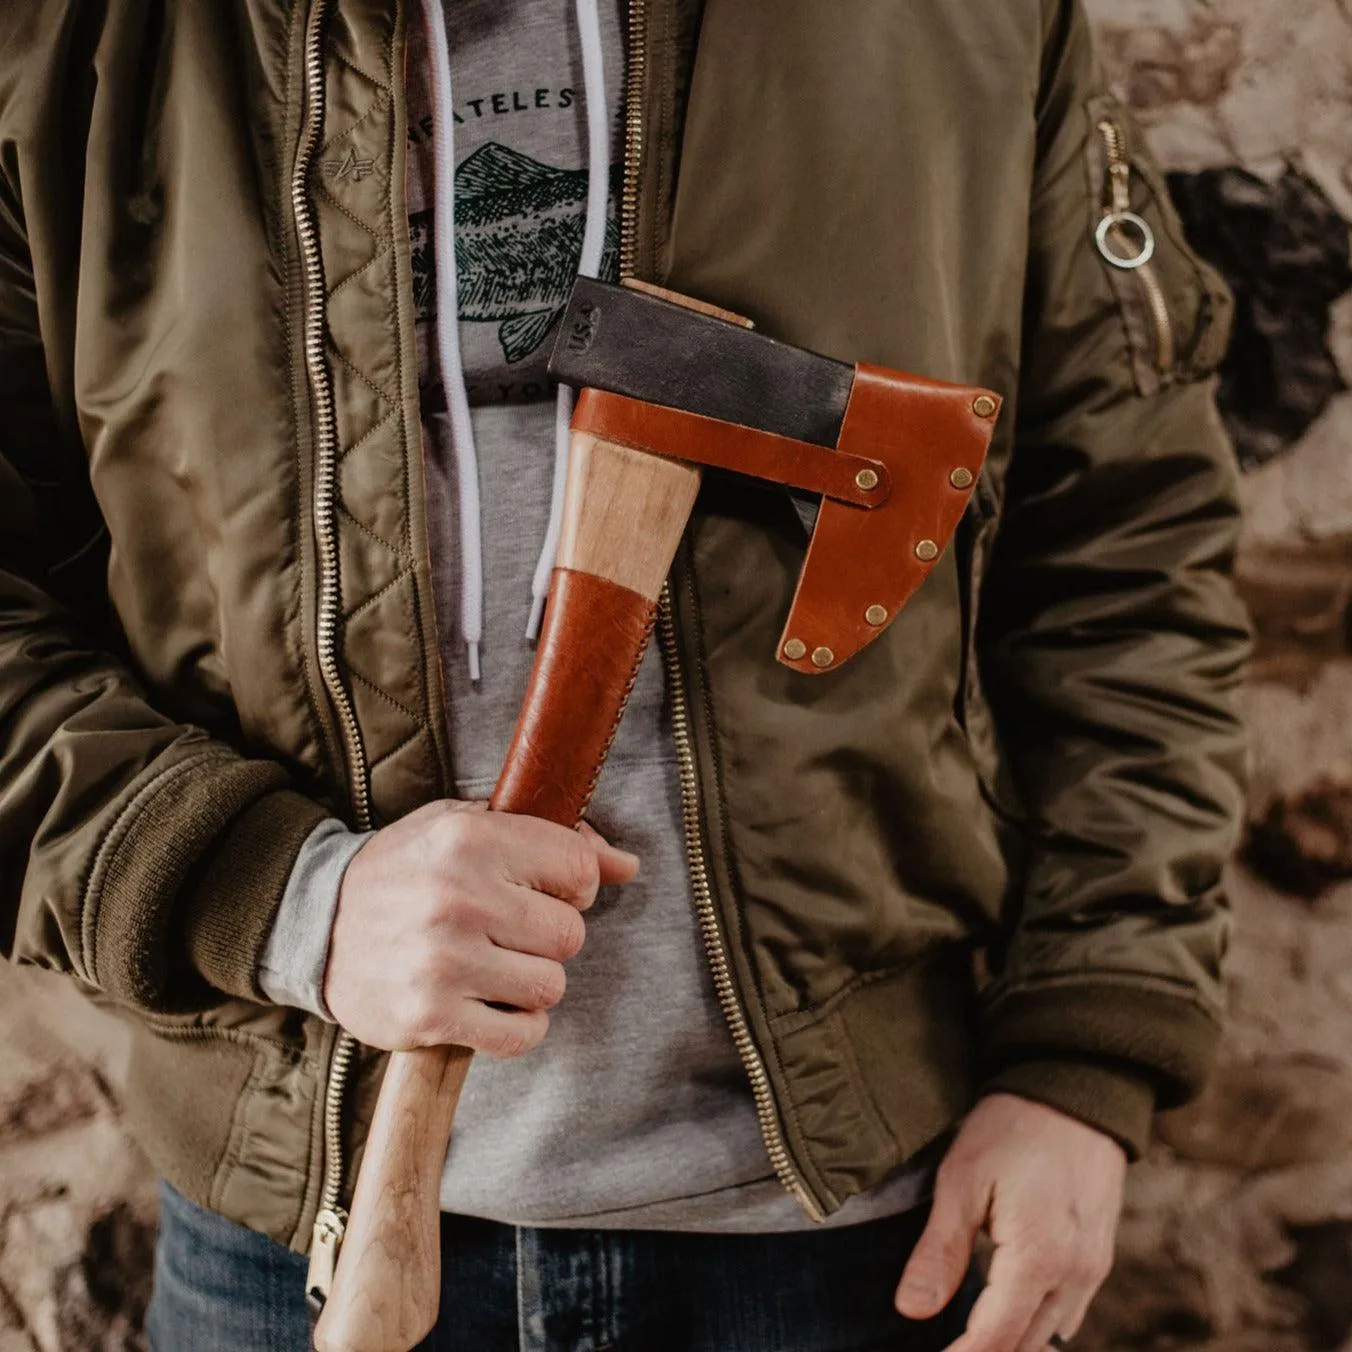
[258,818,372,1021]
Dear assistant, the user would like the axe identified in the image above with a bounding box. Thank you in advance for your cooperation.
[312,280,1002,1352]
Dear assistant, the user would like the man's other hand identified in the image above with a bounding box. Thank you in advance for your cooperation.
[323,800,639,1056]
[896,1093,1127,1351]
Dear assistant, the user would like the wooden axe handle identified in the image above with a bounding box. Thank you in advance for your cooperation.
[313,437,701,1352]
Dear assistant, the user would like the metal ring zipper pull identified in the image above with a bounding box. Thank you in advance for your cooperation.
[1095,211,1156,270]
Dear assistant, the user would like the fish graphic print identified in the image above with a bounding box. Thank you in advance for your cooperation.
[411,142,621,367]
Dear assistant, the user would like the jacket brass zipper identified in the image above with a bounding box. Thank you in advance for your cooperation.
[618,0,648,280]
[305,1031,357,1302]
[1096,119,1175,374]
[291,0,365,1301]
[656,586,826,1220]
[625,0,825,1221]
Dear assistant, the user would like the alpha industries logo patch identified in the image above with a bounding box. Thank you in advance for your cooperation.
[328,146,376,183]
[409,142,619,365]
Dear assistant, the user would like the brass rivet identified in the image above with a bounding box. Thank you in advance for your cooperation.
[915,539,939,562]
[972,394,998,419]
[811,646,835,669]
[854,468,880,491]
[865,604,888,626]
[949,467,974,490]
[783,638,807,661]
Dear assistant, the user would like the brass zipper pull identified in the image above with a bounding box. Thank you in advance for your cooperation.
[306,1207,347,1304]
[1099,119,1132,215]
[1093,120,1155,271]
[1094,118,1176,373]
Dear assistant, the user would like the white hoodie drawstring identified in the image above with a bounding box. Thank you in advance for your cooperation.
[424,0,484,680]
[425,0,610,669]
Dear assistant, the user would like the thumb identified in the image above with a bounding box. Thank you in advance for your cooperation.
[579,821,640,885]
[896,1168,986,1320]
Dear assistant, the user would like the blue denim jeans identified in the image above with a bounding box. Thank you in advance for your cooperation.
[148,1181,978,1351]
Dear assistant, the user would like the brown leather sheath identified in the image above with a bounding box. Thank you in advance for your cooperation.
[570,371,998,675]
[779,364,998,672]
[490,567,659,826]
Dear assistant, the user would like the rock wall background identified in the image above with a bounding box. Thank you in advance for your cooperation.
[1,2,1351,1347]
[1079,2,1352,1348]
[0,977,153,1352]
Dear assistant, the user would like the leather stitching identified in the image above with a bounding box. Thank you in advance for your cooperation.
[573,605,659,825]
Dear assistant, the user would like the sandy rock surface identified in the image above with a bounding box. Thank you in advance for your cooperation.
[0,971,154,1352]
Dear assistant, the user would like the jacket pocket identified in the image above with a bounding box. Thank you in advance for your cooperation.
[1084,95,1234,397]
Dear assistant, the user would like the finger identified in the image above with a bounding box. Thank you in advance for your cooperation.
[428,1000,550,1060]
[579,820,641,885]
[489,815,610,907]
[482,889,588,962]
[1034,1212,1115,1343]
[895,1170,988,1319]
[1055,1268,1106,1343]
[941,1243,1054,1352]
[1014,1291,1071,1352]
[470,948,568,1013]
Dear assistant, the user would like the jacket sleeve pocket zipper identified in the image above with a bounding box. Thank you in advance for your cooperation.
[1095,119,1176,375]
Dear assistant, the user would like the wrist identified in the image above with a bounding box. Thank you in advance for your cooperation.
[980,1057,1154,1160]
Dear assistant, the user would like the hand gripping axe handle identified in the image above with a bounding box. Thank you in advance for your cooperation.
[313,280,1002,1352]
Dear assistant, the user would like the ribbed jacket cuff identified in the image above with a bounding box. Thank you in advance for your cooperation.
[87,750,329,1011]
[981,1058,1156,1160]
[180,790,333,1003]
[978,980,1225,1158]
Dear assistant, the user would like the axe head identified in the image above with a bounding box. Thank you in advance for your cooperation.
[549,279,1002,674]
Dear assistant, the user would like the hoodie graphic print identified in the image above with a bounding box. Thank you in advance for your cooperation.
[406,2,621,405]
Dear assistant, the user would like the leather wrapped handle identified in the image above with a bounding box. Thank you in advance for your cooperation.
[491,569,659,823]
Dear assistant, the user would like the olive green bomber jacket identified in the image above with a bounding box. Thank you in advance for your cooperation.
[0,0,1248,1250]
